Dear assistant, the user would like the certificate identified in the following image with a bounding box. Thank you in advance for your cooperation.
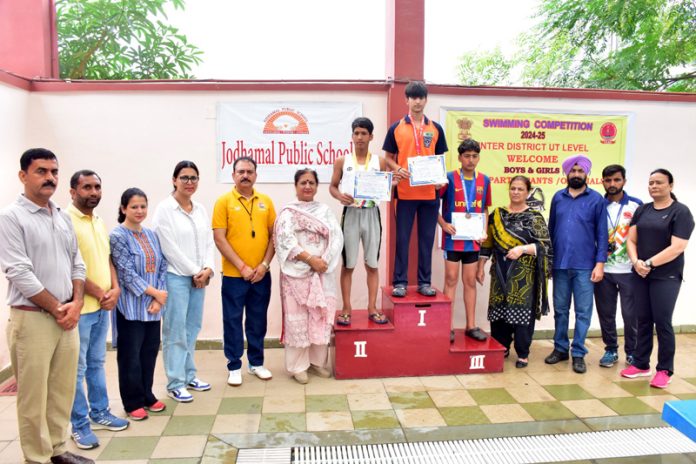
[353,171,392,202]
[451,212,485,241]
[408,155,447,186]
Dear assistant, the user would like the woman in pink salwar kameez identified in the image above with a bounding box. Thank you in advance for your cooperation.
[274,169,344,384]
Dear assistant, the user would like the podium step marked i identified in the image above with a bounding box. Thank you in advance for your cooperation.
[334,286,506,379]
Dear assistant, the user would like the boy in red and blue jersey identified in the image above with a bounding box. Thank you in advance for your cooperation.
[438,139,492,341]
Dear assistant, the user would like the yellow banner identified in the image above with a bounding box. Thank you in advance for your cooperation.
[442,110,628,212]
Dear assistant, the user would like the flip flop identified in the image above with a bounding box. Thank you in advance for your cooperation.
[368,312,389,325]
[336,313,351,326]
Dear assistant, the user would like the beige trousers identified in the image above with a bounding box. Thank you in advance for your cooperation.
[284,344,329,374]
[7,308,79,463]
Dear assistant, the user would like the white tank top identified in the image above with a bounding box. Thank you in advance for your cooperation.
[340,152,380,208]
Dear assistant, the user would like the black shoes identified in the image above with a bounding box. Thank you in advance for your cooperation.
[572,356,587,374]
[465,327,488,342]
[544,350,569,364]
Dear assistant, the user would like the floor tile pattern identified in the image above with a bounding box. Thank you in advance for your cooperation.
[0,335,695,462]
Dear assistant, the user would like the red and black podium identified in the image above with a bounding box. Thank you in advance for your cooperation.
[334,286,506,379]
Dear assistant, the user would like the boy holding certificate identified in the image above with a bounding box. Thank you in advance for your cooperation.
[438,139,492,341]
[383,81,448,298]
[330,117,395,325]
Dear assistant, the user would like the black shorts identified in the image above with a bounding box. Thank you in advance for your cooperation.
[445,250,479,264]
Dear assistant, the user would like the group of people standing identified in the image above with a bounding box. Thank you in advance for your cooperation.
[0,81,693,464]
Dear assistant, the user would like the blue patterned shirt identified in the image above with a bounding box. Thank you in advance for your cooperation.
[110,225,167,321]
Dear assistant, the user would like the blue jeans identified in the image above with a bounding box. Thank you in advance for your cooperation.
[162,273,206,391]
[221,274,271,371]
[71,309,110,429]
[552,269,594,357]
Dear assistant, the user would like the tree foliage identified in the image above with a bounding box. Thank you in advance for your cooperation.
[457,0,696,92]
[57,0,203,80]
[457,48,516,87]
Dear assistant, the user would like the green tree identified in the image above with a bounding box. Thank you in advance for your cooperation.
[457,47,516,87]
[457,0,696,92]
[57,0,203,80]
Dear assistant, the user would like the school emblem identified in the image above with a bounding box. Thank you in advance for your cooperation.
[423,131,434,148]
[258,202,267,210]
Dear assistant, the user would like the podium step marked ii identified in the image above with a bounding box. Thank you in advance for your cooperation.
[334,286,505,379]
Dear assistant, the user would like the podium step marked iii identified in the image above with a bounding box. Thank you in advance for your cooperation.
[334,286,506,379]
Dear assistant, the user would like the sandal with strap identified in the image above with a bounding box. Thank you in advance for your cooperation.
[336,313,351,326]
[368,312,389,325]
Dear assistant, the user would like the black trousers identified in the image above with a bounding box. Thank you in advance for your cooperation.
[393,199,439,287]
[490,318,536,359]
[631,274,681,375]
[593,272,638,355]
[116,310,161,412]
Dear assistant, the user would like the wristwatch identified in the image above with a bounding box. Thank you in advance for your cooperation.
[644,259,654,268]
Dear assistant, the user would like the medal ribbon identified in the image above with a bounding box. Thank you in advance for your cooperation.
[460,170,476,214]
[409,113,423,156]
[607,202,625,245]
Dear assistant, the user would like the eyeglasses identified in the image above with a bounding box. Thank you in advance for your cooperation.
[179,176,199,184]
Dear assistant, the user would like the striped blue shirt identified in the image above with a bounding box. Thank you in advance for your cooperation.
[110,225,167,322]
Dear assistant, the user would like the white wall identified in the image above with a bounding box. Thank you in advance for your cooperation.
[0,82,30,368]
[1,86,694,374]
[24,90,389,342]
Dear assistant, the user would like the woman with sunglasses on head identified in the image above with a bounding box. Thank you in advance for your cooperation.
[153,161,215,403]
[621,169,694,388]
[110,188,168,420]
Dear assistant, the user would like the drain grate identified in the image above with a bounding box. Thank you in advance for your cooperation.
[236,427,696,463]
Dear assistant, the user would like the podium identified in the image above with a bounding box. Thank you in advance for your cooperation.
[334,286,506,379]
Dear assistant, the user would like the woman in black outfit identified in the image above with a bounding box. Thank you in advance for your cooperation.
[620,169,694,388]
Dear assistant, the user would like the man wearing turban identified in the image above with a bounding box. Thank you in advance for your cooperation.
[545,154,608,374]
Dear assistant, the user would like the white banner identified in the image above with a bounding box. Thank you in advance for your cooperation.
[217,102,362,183]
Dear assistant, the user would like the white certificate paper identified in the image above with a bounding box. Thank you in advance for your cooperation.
[451,212,485,240]
[354,171,392,202]
[408,155,447,186]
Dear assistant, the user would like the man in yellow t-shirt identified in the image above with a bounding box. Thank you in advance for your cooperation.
[213,157,276,386]
[67,170,129,450]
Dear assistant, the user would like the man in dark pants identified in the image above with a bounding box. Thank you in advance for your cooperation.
[594,164,642,368]
[213,157,276,386]
[383,81,448,297]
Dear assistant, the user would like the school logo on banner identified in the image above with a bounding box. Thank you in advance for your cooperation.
[263,109,310,135]
[217,102,362,183]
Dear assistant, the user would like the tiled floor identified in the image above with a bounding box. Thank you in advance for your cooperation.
[1,335,696,463]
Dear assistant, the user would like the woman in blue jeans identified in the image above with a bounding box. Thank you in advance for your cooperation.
[154,161,215,402]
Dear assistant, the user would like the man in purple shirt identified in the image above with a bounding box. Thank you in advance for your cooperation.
[545,154,608,374]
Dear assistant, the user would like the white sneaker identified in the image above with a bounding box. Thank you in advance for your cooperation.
[167,387,193,403]
[248,365,273,380]
[227,369,242,386]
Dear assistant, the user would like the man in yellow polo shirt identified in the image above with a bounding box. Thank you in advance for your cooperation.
[213,156,276,386]
[67,170,129,450]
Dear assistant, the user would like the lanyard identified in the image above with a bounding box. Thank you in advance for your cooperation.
[409,114,423,156]
[607,202,624,241]
[460,170,476,214]
[237,196,256,238]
